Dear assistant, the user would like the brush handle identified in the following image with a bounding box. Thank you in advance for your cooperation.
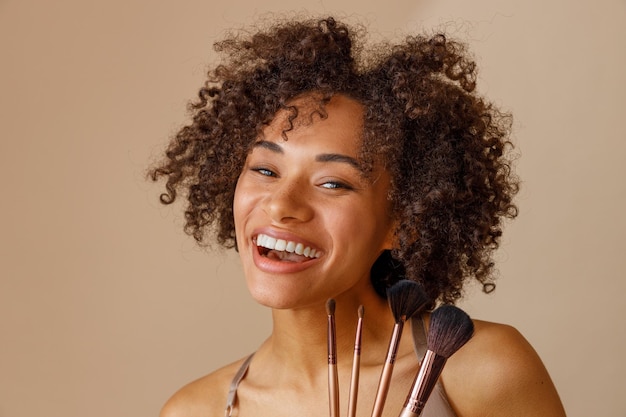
[398,350,447,417]
[347,315,363,417]
[329,363,339,417]
[371,321,404,417]
[328,314,339,417]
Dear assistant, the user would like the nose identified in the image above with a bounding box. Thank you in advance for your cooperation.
[263,178,314,224]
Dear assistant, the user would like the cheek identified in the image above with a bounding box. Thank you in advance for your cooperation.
[342,201,394,250]
[233,177,264,232]
[326,204,386,244]
[232,179,248,232]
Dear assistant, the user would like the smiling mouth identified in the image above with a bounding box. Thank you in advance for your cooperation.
[255,233,322,262]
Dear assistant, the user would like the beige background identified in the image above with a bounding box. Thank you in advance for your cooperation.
[1,0,624,416]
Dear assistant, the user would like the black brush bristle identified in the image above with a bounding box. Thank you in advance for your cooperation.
[427,305,474,358]
[326,298,336,315]
[386,279,429,323]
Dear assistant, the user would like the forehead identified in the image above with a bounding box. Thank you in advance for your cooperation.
[261,94,365,145]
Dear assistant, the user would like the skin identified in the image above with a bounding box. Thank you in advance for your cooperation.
[160,95,566,417]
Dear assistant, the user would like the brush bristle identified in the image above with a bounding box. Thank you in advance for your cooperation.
[386,279,429,323]
[358,305,364,318]
[427,305,474,358]
[326,298,336,315]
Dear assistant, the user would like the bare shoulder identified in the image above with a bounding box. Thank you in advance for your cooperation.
[441,320,566,417]
[159,357,249,417]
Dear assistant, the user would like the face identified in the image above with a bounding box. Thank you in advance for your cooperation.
[233,94,395,310]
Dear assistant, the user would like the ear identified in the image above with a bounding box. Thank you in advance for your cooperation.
[382,218,400,251]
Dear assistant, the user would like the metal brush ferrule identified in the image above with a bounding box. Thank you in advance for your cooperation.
[327,312,339,417]
[398,350,447,417]
[371,321,405,417]
[385,321,404,363]
[327,314,337,365]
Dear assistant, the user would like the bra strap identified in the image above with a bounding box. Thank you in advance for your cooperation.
[411,314,428,359]
[225,353,255,417]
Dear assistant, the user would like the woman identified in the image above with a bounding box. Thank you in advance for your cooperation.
[151,16,566,417]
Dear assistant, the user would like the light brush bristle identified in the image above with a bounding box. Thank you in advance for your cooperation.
[358,305,364,318]
[427,305,474,358]
[386,280,429,323]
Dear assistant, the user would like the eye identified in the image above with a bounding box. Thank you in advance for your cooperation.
[251,167,276,177]
[320,180,354,190]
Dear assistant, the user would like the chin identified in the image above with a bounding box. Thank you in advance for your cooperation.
[246,283,318,310]
[251,295,299,310]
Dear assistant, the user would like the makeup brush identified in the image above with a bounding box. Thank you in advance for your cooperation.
[398,304,474,417]
[347,305,364,417]
[371,280,429,417]
[327,298,340,417]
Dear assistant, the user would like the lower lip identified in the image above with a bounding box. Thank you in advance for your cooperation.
[251,245,321,274]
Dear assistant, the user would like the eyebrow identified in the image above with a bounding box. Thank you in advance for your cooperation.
[252,140,364,172]
[253,140,283,153]
[315,153,362,171]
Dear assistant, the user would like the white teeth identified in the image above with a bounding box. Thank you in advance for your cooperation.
[275,239,287,251]
[256,233,320,259]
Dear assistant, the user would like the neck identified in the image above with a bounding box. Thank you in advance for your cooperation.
[257,289,398,380]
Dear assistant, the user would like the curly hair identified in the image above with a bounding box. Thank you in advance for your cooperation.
[150,16,519,305]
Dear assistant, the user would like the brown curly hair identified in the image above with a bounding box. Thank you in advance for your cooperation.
[150,16,519,305]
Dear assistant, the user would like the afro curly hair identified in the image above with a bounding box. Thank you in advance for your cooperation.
[150,16,519,305]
